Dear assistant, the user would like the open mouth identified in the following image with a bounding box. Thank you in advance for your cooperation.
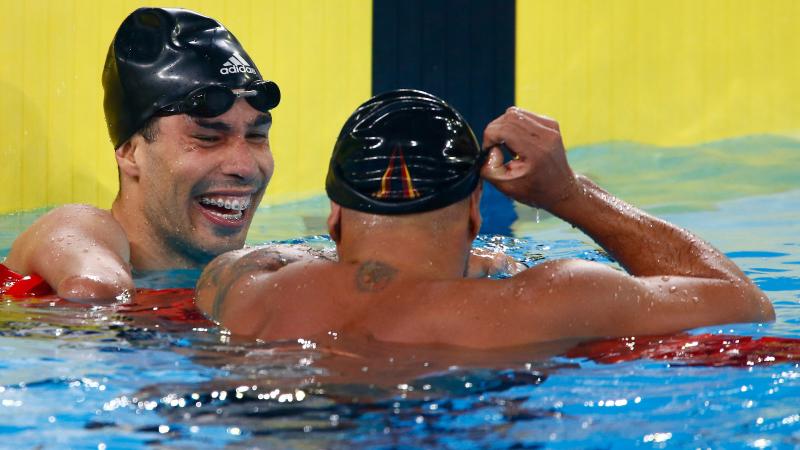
[197,195,252,222]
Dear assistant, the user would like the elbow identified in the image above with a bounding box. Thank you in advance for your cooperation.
[755,294,776,323]
[740,282,775,323]
[56,274,135,304]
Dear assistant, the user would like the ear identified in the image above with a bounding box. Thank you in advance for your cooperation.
[327,201,343,243]
[115,135,145,180]
[468,183,483,239]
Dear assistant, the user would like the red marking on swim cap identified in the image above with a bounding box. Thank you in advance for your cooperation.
[374,147,420,200]
[375,150,396,199]
[399,150,419,199]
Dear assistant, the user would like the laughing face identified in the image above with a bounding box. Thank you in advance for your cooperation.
[128,99,274,268]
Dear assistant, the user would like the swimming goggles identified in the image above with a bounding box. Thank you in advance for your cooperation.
[157,80,280,118]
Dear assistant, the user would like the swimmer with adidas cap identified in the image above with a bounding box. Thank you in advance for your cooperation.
[3,8,287,301]
[196,89,773,348]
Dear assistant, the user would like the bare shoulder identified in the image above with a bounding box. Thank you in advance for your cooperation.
[23,204,116,230]
[516,257,618,278]
[195,256,405,340]
[21,204,125,242]
[365,258,636,347]
[5,204,127,272]
[196,244,336,294]
[513,257,631,292]
[194,245,336,327]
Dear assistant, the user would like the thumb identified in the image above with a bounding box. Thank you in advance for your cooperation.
[480,147,508,181]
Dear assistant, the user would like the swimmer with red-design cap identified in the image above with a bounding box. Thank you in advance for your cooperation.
[195,89,774,347]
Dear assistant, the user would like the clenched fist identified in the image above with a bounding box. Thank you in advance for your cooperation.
[481,107,578,210]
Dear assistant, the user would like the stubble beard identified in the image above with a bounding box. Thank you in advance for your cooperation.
[143,195,220,268]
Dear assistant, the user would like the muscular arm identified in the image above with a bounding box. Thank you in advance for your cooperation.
[534,259,774,338]
[3,204,134,302]
[406,258,773,349]
[479,107,773,328]
[550,175,745,280]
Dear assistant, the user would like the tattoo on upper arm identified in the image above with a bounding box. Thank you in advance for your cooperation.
[355,260,397,292]
[196,248,289,322]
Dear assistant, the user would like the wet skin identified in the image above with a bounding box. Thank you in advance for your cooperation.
[195,107,774,349]
[113,99,274,270]
[4,99,275,302]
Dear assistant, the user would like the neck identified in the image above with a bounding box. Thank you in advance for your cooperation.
[337,227,473,279]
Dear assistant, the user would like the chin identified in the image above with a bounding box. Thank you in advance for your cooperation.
[206,236,247,257]
[179,230,246,265]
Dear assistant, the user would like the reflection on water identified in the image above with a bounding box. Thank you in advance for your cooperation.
[1,137,800,448]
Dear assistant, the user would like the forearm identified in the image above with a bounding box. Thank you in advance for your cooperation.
[480,108,750,283]
[549,175,747,281]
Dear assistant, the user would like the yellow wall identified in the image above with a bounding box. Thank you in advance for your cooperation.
[0,0,371,214]
[3,1,799,214]
[517,0,800,148]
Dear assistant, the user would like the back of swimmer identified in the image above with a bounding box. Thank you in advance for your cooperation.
[195,89,774,348]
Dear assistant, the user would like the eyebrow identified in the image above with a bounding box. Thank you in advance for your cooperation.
[250,113,272,128]
[191,112,272,132]
[192,118,232,133]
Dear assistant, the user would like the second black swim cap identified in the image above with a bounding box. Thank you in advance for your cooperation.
[326,89,484,215]
[103,8,280,148]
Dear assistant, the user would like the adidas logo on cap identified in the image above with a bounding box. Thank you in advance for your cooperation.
[220,52,256,75]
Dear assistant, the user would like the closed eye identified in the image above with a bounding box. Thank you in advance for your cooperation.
[193,135,221,143]
[246,132,268,142]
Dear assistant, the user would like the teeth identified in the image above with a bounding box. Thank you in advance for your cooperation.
[206,209,243,221]
[221,211,243,220]
[200,196,251,211]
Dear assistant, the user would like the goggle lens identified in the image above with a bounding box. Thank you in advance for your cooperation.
[158,81,280,118]
[245,80,281,112]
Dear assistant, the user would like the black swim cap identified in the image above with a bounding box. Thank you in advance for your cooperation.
[326,89,484,215]
[103,8,280,148]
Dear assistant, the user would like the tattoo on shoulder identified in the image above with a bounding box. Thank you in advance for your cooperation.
[355,260,398,292]
[196,248,288,322]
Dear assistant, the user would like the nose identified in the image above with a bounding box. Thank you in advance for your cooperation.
[220,138,262,182]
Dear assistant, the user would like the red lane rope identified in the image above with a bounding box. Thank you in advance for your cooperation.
[4,264,799,366]
[0,263,52,297]
[566,333,800,367]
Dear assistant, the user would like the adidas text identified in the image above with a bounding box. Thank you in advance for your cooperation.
[220,53,255,76]
[220,65,256,75]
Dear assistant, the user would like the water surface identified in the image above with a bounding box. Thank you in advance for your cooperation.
[1,137,799,448]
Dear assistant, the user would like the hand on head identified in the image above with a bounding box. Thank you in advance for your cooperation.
[481,107,578,210]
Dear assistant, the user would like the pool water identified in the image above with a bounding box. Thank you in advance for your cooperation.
[1,136,799,449]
